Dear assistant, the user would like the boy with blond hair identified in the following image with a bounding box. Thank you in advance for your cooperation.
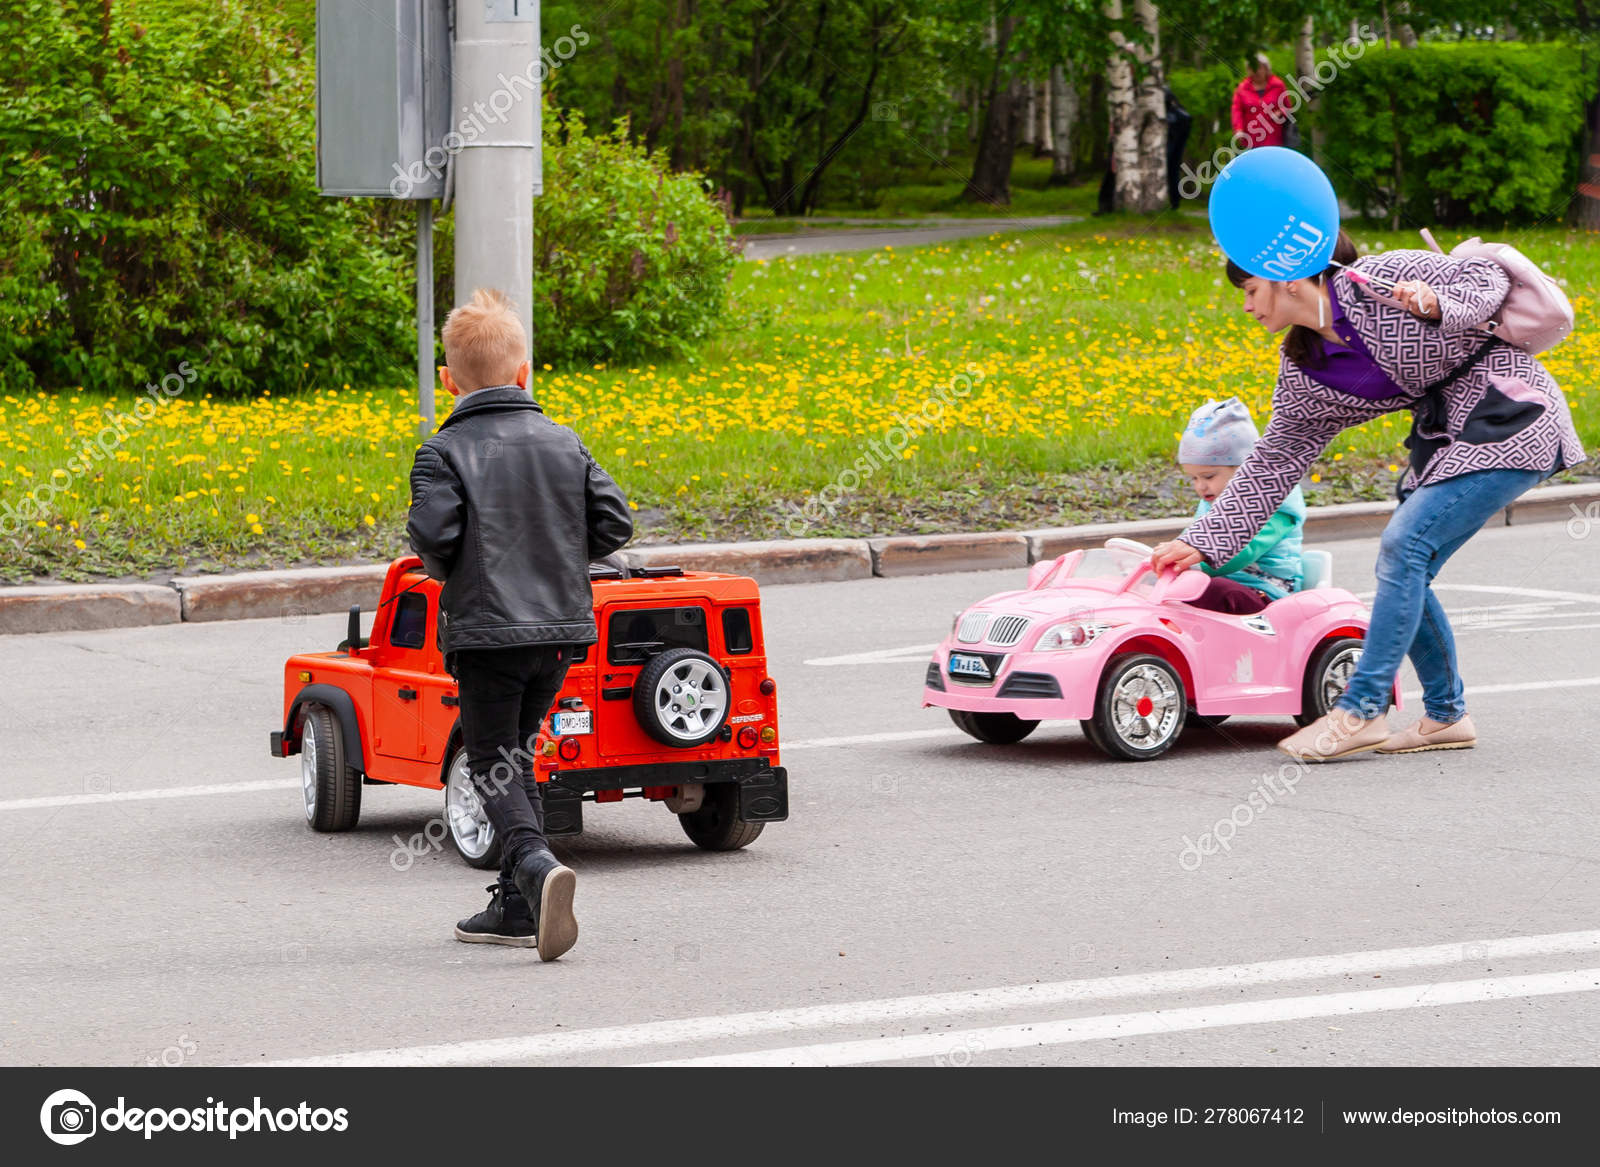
[408,288,633,960]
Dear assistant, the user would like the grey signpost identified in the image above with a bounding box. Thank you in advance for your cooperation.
[314,1,539,437]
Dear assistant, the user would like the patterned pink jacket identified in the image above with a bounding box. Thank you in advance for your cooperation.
[1181,249,1586,567]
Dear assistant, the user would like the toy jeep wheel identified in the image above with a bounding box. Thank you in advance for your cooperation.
[444,746,501,869]
[679,782,763,851]
[1083,653,1187,761]
[1295,637,1365,727]
[948,709,1039,744]
[635,647,731,748]
[301,702,361,831]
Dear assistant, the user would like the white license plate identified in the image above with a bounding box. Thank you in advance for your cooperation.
[947,653,992,679]
[553,710,592,735]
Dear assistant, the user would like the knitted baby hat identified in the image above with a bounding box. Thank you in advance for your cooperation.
[1178,396,1259,466]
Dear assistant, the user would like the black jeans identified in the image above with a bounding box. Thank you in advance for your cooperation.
[451,645,572,881]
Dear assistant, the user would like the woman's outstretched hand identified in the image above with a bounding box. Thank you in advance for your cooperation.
[1151,539,1204,572]
[1391,279,1441,320]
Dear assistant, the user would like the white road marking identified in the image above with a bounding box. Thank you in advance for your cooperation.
[1432,583,1600,605]
[1402,676,1600,701]
[805,643,941,667]
[784,727,959,751]
[258,928,1600,1067]
[0,729,970,813]
[642,967,1600,1067]
[5,672,1598,814]
[0,778,300,811]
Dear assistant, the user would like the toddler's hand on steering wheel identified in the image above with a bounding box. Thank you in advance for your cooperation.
[1151,540,1203,572]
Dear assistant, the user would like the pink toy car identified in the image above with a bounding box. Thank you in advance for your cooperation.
[922,538,1395,760]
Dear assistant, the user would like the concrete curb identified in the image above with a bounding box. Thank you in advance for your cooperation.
[625,538,872,585]
[0,583,181,635]
[869,532,1029,578]
[172,565,391,624]
[3,481,1596,635]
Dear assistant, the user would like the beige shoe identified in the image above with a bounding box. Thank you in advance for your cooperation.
[1277,710,1390,762]
[1377,714,1477,754]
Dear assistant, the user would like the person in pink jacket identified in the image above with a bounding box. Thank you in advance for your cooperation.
[1232,54,1291,148]
[1152,230,1584,762]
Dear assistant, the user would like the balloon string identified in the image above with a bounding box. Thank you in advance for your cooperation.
[1329,260,1400,291]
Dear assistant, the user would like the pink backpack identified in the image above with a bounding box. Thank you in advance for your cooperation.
[1418,228,1574,354]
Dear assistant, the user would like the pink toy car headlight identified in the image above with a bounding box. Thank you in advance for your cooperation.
[1035,620,1115,651]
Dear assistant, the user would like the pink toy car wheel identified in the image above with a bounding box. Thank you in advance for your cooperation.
[1082,653,1188,761]
[1295,637,1365,726]
[949,709,1039,745]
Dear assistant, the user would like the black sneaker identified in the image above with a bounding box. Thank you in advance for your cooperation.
[512,849,579,962]
[454,883,537,947]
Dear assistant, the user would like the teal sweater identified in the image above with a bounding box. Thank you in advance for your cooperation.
[1193,484,1305,600]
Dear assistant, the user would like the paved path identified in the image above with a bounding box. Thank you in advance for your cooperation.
[741,215,1081,260]
[2,521,1598,1066]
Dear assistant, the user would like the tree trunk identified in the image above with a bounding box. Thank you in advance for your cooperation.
[1049,62,1077,183]
[1396,2,1418,47]
[1294,17,1315,84]
[968,83,981,142]
[1107,0,1164,214]
[1295,15,1324,159]
[1389,91,1404,230]
[1105,0,1137,210]
[1036,78,1053,156]
[964,15,1021,205]
[1019,78,1036,148]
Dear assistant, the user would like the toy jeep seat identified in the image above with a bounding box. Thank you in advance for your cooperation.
[1301,549,1333,590]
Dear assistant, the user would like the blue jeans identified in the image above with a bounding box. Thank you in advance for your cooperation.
[1335,467,1545,724]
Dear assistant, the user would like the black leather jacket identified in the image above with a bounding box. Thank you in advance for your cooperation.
[406,386,633,653]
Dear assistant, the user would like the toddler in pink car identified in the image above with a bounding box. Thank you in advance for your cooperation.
[1178,397,1305,615]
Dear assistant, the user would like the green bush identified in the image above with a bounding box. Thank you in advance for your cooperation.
[0,1,414,395]
[1314,43,1590,225]
[530,108,738,367]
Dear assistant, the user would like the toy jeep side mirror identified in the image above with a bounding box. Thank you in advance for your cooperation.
[337,604,368,654]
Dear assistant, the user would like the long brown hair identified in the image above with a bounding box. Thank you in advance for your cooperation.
[1226,229,1358,367]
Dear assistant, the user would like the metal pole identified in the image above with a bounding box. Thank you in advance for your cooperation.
[452,0,537,360]
[417,198,436,437]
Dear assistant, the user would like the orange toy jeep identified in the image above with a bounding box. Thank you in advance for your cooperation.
[270,556,787,866]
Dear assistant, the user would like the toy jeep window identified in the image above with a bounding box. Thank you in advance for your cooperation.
[391,592,428,650]
[722,607,753,655]
[608,606,708,664]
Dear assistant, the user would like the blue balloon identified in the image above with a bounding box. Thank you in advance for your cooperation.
[1208,147,1340,281]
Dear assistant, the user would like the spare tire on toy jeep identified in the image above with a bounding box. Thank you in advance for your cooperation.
[634,647,731,747]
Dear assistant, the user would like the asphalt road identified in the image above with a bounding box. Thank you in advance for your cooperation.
[2,519,1598,1067]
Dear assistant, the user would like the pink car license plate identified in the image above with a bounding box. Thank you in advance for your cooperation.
[947,653,993,680]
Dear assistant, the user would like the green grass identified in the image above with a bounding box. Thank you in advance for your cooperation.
[2,200,1596,583]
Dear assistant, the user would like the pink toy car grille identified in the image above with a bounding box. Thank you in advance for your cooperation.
[988,616,1030,647]
[956,612,991,643]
